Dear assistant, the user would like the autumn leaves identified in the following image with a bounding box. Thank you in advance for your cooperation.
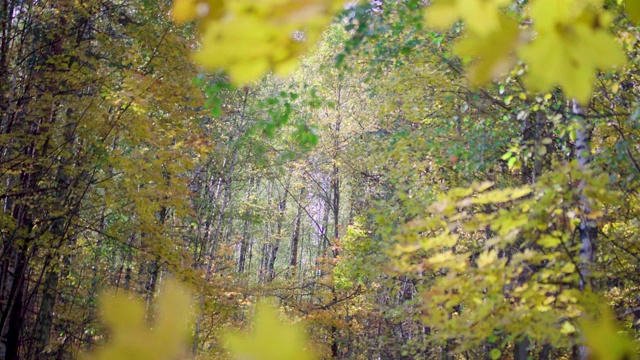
[171,0,342,84]
[172,0,638,106]
[427,0,634,104]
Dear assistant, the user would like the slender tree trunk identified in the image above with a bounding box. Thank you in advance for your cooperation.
[572,100,597,292]
[288,187,305,277]
[572,100,597,360]
[4,239,32,360]
[146,206,167,321]
[329,85,343,359]
[267,181,288,282]
[33,268,58,358]
[5,269,24,360]
[260,182,273,283]
[513,337,530,360]
[539,344,552,360]
[238,178,254,273]
[514,111,545,359]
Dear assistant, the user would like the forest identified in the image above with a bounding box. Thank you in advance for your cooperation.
[0,0,639,359]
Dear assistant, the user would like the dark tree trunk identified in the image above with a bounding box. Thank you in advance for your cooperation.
[288,188,304,277]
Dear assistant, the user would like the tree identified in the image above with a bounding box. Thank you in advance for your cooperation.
[2,0,639,359]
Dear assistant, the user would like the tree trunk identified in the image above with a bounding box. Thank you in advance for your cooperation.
[34,269,59,358]
[572,100,597,292]
[238,178,254,273]
[572,100,597,360]
[513,337,530,360]
[267,181,288,282]
[5,250,26,360]
[288,188,305,277]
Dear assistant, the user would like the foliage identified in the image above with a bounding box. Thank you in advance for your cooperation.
[86,283,316,360]
[393,163,619,349]
[226,302,316,360]
[580,305,638,360]
[83,280,194,360]
[172,0,344,83]
[2,0,640,359]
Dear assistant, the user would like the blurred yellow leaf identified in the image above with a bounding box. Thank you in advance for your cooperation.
[172,0,224,23]
[520,2,626,103]
[579,305,638,360]
[537,235,561,248]
[180,0,342,84]
[560,321,576,335]
[477,250,497,269]
[83,279,194,360]
[425,0,511,36]
[624,0,640,24]
[226,302,316,360]
[454,15,521,84]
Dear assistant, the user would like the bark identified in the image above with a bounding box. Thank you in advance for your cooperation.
[288,188,305,277]
[330,85,342,359]
[205,89,247,275]
[572,100,597,292]
[34,269,59,358]
[514,111,545,359]
[572,100,598,360]
[259,182,273,283]
[539,344,552,360]
[5,269,24,360]
[513,337,530,360]
[145,205,168,324]
[238,178,254,273]
[266,181,288,282]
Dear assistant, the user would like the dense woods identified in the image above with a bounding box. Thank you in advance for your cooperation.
[0,0,639,359]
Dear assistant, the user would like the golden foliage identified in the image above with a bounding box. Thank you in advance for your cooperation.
[226,302,316,360]
[83,279,194,360]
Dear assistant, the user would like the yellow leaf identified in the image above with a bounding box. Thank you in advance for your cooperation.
[425,0,511,36]
[477,250,497,269]
[226,302,316,360]
[536,304,551,312]
[560,321,576,335]
[454,15,521,84]
[624,0,640,24]
[172,0,198,22]
[560,262,576,273]
[520,4,626,103]
[83,279,194,360]
[538,235,561,248]
[188,0,340,84]
[580,305,638,360]
[473,181,495,192]
[172,0,224,23]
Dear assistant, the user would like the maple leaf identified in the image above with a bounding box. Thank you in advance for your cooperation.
[425,0,511,36]
[454,15,521,84]
[520,5,626,104]
[225,302,316,360]
[82,279,194,360]
[175,0,341,84]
